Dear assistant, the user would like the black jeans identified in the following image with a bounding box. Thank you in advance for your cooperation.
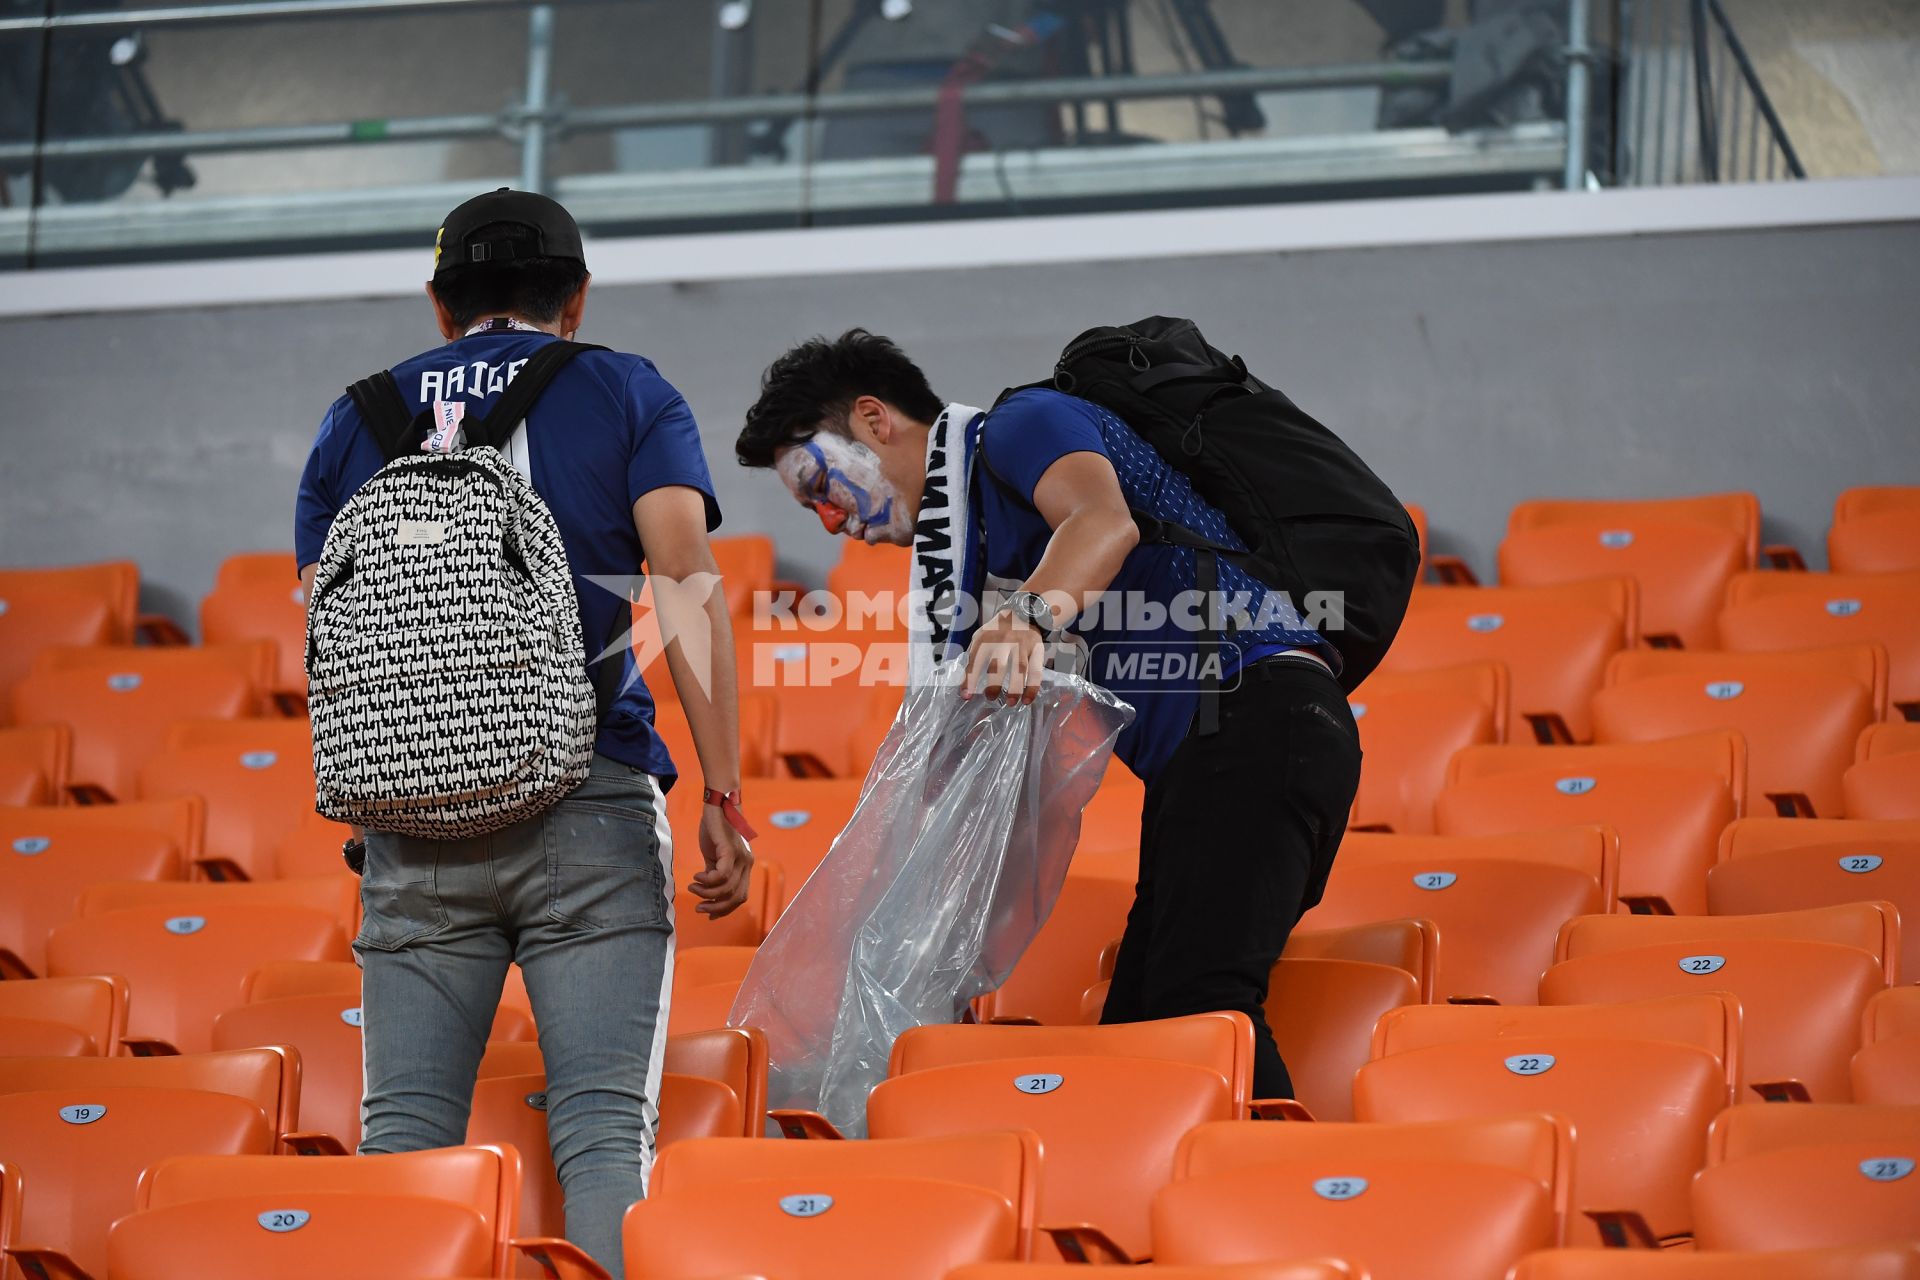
[1100,659,1362,1099]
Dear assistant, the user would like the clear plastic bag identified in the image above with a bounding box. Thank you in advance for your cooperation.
[727,664,1134,1136]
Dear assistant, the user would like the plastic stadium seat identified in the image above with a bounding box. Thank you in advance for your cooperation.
[1264,957,1419,1122]
[650,689,780,781]
[1175,1112,1575,1244]
[737,628,909,778]
[199,551,308,701]
[951,1265,1358,1280]
[652,1131,1042,1259]
[45,903,350,1055]
[1718,569,1920,713]
[985,872,1135,1025]
[135,718,316,880]
[1378,579,1637,743]
[1371,992,1743,1097]
[1553,899,1901,984]
[1355,1034,1727,1245]
[235,958,533,1041]
[0,724,70,806]
[675,860,785,952]
[135,1145,524,1279]
[78,874,360,942]
[890,1013,1254,1114]
[868,1055,1234,1261]
[1591,644,1887,818]
[1846,723,1920,820]
[1297,827,1619,1005]
[270,812,356,879]
[710,533,778,618]
[210,994,368,1152]
[1542,937,1885,1101]
[669,775,862,917]
[1509,1243,1920,1279]
[1152,1156,1555,1280]
[1072,770,1148,869]
[1437,731,1744,915]
[12,643,272,801]
[467,1071,746,1244]
[827,539,912,602]
[627,1174,1021,1280]
[1693,1141,1920,1251]
[1507,493,1763,563]
[846,689,906,781]
[0,561,135,701]
[661,1027,770,1136]
[0,800,190,978]
[1285,917,1440,1003]
[1853,986,1920,1104]
[0,975,129,1057]
[1709,818,1920,982]
[1709,1099,1920,1165]
[1829,485,1920,574]
[0,1086,277,1279]
[1499,515,1748,649]
[0,1045,303,1152]
[1347,661,1509,835]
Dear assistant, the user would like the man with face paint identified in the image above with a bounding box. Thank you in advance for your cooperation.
[736,328,1363,1103]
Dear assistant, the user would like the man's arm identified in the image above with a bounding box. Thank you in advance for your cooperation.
[964,451,1138,703]
[634,485,753,918]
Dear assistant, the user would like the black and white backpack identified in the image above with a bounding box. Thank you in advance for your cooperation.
[306,340,610,839]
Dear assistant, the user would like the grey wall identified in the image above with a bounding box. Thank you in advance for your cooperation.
[3,219,1917,626]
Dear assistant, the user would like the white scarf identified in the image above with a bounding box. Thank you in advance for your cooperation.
[907,403,987,687]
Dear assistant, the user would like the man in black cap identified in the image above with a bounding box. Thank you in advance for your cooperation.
[296,189,756,1277]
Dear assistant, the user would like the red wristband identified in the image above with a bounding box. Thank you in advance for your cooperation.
[701,787,759,840]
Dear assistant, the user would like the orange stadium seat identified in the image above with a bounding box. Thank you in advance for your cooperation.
[1175,1112,1575,1245]
[889,1013,1254,1115]
[468,1069,746,1247]
[1709,1099,1920,1165]
[651,1130,1042,1261]
[108,1193,496,1280]
[0,974,129,1057]
[661,1027,770,1136]
[1356,1032,1728,1245]
[0,724,70,806]
[136,717,316,880]
[1554,898,1901,984]
[1510,1243,1920,1279]
[1692,1140,1920,1252]
[669,774,861,917]
[1286,917,1439,1003]
[199,551,309,701]
[711,533,777,619]
[77,874,360,942]
[1152,1155,1555,1279]
[674,859,784,952]
[236,958,533,1042]
[952,1264,1359,1280]
[1542,937,1886,1101]
[45,903,350,1054]
[868,1054,1235,1262]
[0,561,138,702]
[1437,731,1744,914]
[1846,722,1920,819]
[1265,957,1420,1121]
[1072,769,1147,869]
[737,627,908,777]
[650,688,779,780]
[627,1173,1021,1280]
[133,1145,523,1279]
[985,871,1135,1025]
[12,643,273,801]
[1852,986,1920,1104]
[210,994,370,1152]
[1376,579,1637,742]
[1829,485,1920,574]
[1709,816,1920,981]
[826,539,912,602]
[0,1086,277,1280]
[1592,644,1887,817]
[0,800,191,979]
[1717,569,1920,714]
[1298,827,1618,1005]
[1347,661,1509,834]
[270,812,356,879]
[1506,492,1763,563]
[1498,509,1749,648]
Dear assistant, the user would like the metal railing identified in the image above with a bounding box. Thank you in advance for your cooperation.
[1614,0,1805,185]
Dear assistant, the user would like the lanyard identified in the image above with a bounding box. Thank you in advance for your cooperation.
[463,316,545,336]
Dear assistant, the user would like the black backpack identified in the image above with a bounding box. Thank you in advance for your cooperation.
[995,316,1418,714]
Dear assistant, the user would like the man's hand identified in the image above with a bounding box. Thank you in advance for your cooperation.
[688,803,753,918]
[963,612,1047,704]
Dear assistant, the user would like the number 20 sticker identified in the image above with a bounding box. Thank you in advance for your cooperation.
[258,1210,310,1233]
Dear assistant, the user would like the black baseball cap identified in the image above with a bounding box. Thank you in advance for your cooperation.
[432,187,585,277]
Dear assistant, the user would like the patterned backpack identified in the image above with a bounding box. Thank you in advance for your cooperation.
[306,340,609,839]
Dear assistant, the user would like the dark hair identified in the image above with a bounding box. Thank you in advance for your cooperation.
[429,222,589,328]
[736,328,943,468]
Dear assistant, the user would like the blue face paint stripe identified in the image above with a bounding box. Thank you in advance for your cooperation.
[802,440,893,528]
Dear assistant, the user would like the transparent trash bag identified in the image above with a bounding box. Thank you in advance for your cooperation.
[726,664,1134,1136]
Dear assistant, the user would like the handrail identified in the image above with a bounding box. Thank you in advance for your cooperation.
[1702,0,1805,179]
[0,0,619,36]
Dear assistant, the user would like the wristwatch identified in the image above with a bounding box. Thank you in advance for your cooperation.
[1003,590,1058,636]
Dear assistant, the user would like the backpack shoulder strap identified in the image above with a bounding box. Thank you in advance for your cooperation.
[464,340,609,450]
[345,371,418,463]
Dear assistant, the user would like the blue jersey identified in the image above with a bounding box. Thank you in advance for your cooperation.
[295,329,719,785]
[978,388,1333,785]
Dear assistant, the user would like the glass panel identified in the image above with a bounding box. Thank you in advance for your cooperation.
[0,13,44,270]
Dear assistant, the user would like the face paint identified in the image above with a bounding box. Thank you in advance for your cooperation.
[776,436,911,543]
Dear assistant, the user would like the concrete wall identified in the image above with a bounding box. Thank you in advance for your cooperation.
[3,217,1917,625]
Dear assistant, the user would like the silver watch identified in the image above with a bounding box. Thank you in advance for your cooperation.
[1004,589,1057,635]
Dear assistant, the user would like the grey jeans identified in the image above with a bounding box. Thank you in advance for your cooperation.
[356,754,675,1278]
